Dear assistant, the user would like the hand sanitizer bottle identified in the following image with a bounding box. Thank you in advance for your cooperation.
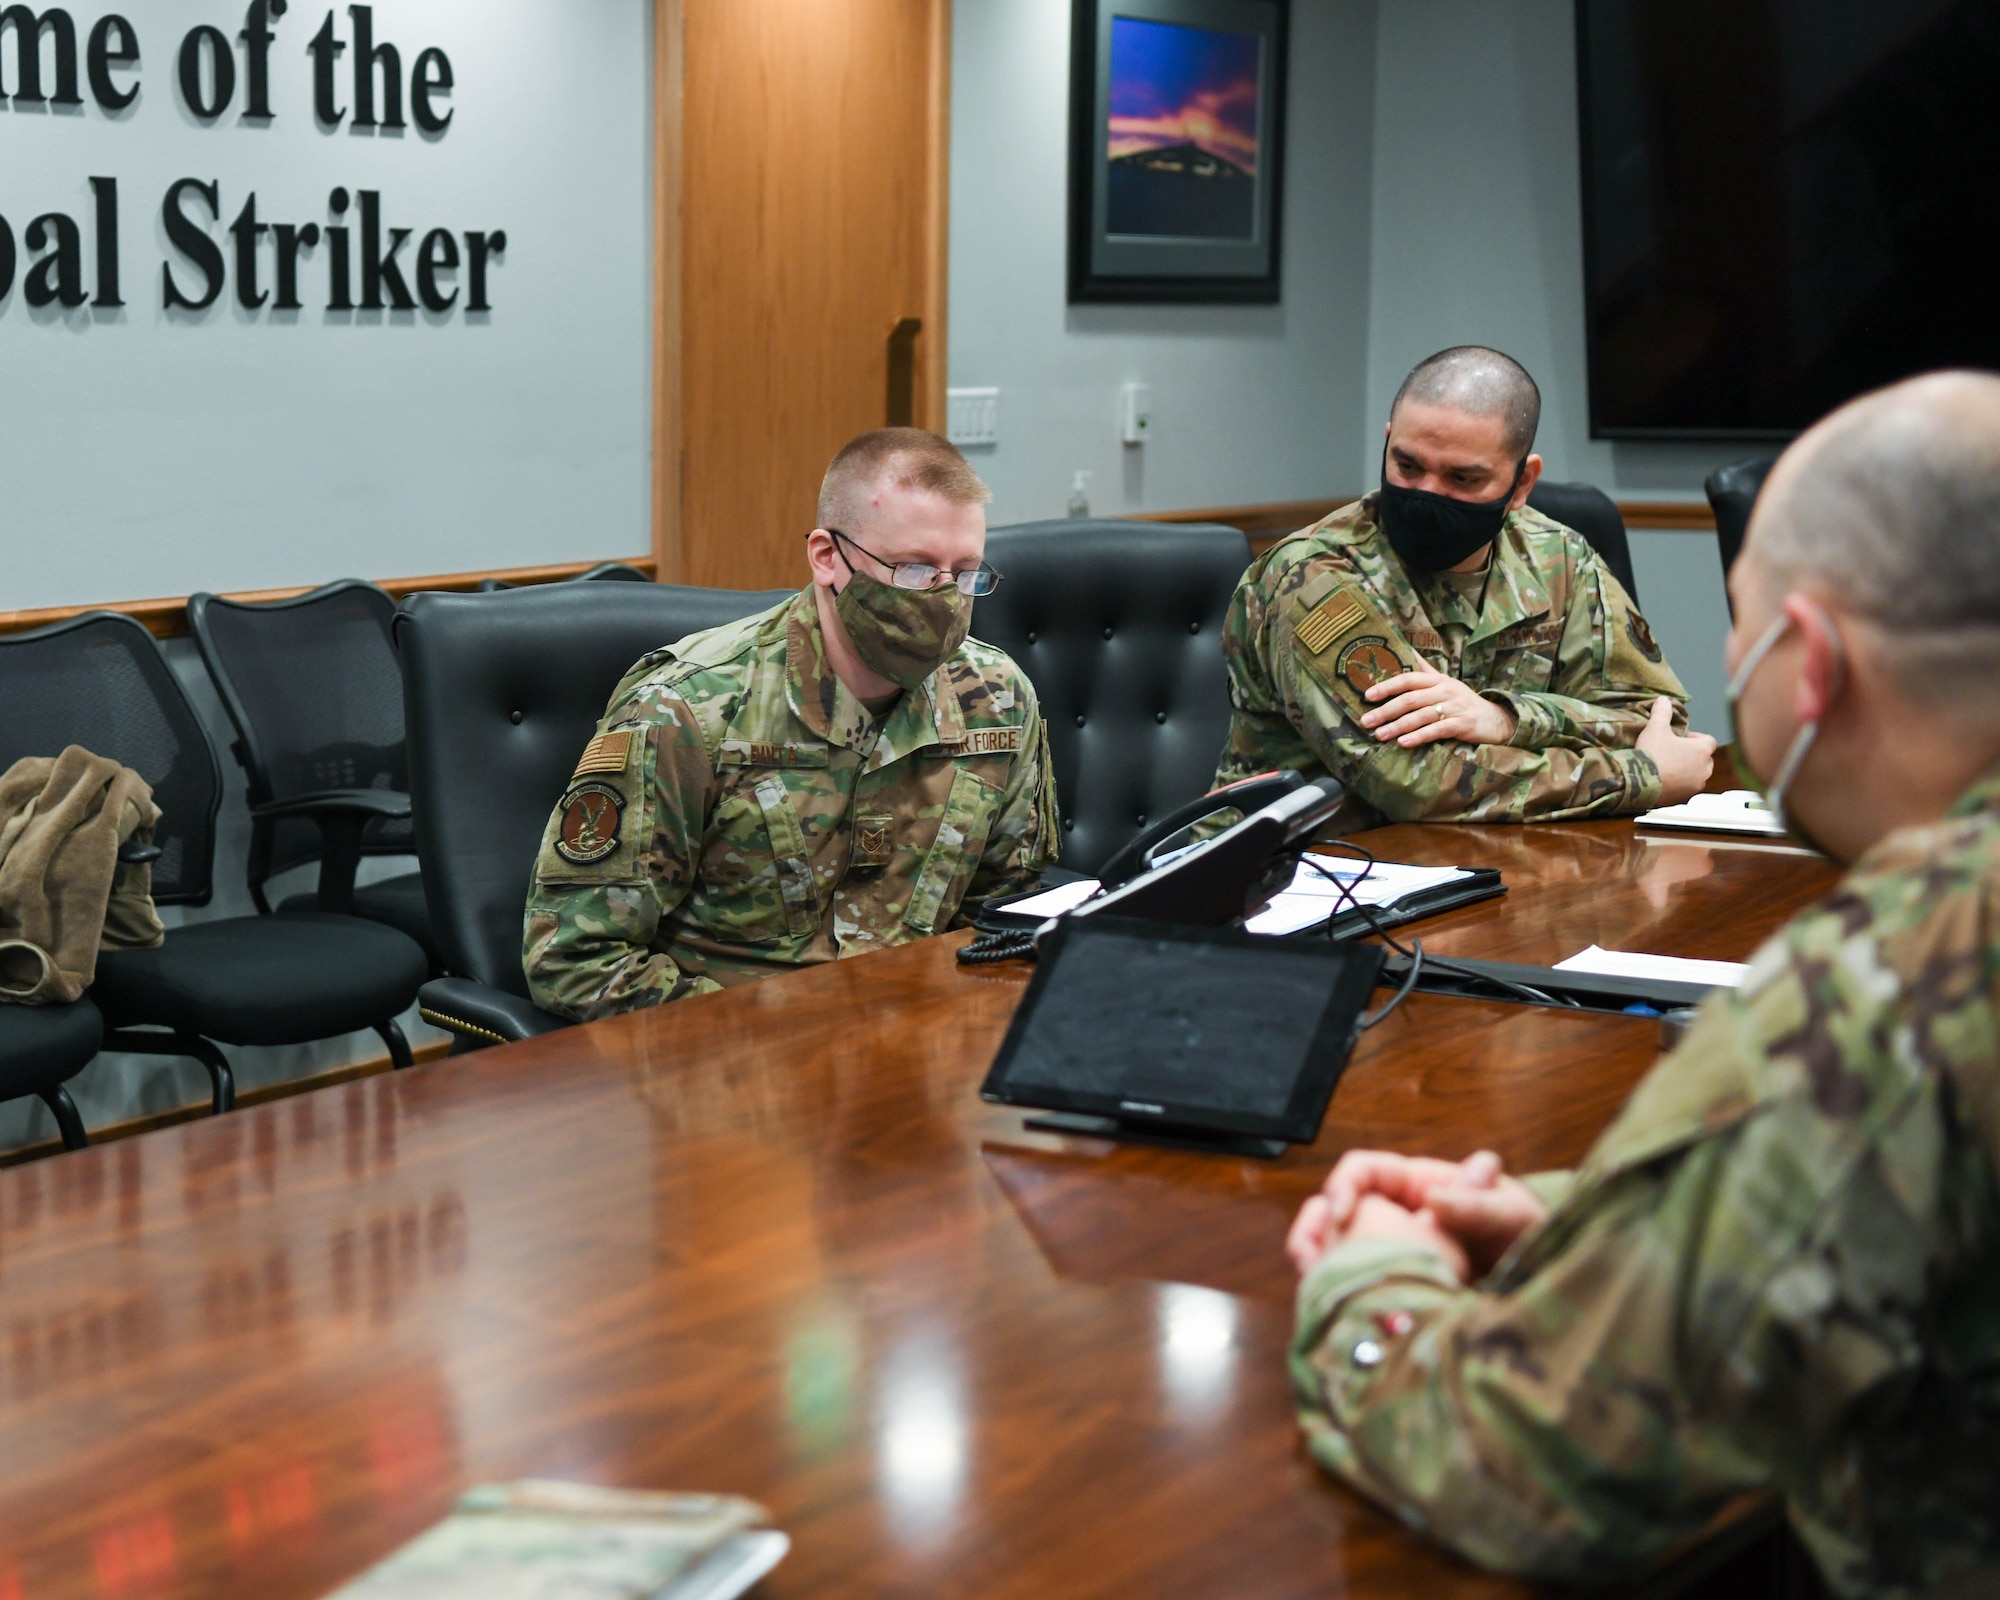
[1066,470,1092,519]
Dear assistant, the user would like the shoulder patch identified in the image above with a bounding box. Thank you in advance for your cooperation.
[1334,636,1407,694]
[1296,588,1368,657]
[572,729,635,778]
[553,781,626,865]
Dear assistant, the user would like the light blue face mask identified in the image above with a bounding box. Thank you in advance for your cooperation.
[1724,609,1829,846]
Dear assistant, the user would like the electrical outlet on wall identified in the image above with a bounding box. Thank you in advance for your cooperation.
[1120,382,1152,445]
[946,387,1000,447]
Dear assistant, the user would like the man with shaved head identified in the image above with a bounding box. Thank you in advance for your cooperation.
[1284,372,2000,1595]
[1213,345,1715,829]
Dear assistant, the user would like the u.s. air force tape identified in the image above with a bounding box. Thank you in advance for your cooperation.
[1296,588,1367,656]
[938,726,1026,757]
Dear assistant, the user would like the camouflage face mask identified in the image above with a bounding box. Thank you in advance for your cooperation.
[833,567,971,690]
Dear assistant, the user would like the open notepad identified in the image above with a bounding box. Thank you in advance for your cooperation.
[993,857,1497,939]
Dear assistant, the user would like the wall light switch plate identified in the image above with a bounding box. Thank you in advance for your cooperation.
[1121,382,1152,445]
[946,387,1000,447]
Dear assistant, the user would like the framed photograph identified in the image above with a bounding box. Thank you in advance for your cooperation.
[1068,0,1288,304]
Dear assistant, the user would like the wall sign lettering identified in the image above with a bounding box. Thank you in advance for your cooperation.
[0,2,506,318]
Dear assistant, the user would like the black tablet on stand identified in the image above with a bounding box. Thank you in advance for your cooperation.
[979,915,1385,1159]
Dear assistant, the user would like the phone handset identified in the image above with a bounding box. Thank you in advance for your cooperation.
[1095,769,1308,889]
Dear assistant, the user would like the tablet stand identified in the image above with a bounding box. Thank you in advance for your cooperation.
[1023,1112,1287,1162]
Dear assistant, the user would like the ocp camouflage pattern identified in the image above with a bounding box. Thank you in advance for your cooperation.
[1213,495,1689,831]
[523,588,1057,1020]
[1291,765,2000,1598]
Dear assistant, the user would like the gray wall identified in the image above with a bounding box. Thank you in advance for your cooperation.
[949,0,1751,732]
[3,0,653,610]
[948,0,1379,524]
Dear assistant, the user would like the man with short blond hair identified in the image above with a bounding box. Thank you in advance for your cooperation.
[524,428,1058,1018]
[1214,345,1715,830]
[1285,372,2000,1597]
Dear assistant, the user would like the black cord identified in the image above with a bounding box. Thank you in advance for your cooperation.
[958,928,1040,964]
[1287,849,1579,1011]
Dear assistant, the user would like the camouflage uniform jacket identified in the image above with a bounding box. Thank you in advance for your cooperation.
[523,588,1058,1020]
[1213,495,1689,832]
[1291,765,2000,1598]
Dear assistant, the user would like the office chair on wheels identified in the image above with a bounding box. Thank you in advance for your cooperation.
[187,580,439,968]
[399,580,790,1049]
[1705,458,1778,610]
[971,519,1252,879]
[0,998,104,1152]
[1525,479,1641,603]
[0,612,429,1115]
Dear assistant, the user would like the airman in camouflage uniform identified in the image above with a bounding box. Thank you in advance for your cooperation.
[1215,495,1694,831]
[524,431,1057,1021]
[1213,345,1712,831]
[1285,372,2000,1597]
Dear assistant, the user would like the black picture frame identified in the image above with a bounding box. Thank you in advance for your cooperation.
[1068,0,1288,304]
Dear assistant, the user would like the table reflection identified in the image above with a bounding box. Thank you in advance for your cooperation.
[1156,1282,1240,1418]
[873,1329,967,1546]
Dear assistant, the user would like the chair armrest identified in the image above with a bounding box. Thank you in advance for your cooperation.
[117,840,163,865]
[418,977,573,1048]
[249,788,413,822]
[250,790,413,915]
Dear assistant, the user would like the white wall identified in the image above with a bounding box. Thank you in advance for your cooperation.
[948,0,1379,525]
[2,0,652,610]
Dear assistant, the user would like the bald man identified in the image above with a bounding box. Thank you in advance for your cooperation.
[1285,372,2000,1596]
[1213,346,1715,830]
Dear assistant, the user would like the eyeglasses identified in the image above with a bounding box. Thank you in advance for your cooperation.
[826,529,1003,597]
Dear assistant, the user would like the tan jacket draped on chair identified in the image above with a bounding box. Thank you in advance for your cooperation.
[0,747,165,1005]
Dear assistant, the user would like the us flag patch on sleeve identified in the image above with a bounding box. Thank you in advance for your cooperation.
[571,729,635,778]
[1296,588,1367,657]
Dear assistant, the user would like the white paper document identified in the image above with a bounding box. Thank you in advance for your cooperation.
[1636,790,1787,837]
[1554,944,1748,989]
[1245,860,1473,936]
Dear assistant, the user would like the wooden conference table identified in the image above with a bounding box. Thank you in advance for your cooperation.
[0,820,1837,1599]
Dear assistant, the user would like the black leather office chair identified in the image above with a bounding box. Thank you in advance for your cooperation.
[399,580,791,1048]
[0,998,103,1152]
[474,562,653,593]
[1525,479,1640,604]
[0,612,430,1113]
[1705,457,1777,610]
[972,519,1252,878]
[187,581,438,968]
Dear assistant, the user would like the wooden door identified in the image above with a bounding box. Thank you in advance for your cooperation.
[671,0,949,591]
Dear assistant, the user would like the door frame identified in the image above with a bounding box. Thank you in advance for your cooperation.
[650,0,951,587]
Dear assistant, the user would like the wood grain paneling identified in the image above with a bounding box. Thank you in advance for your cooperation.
[1135,496,1719,547]
[680,0,949,591]
[651,0,687,584]
[0,821,1834,1597]
[0,557,658,641]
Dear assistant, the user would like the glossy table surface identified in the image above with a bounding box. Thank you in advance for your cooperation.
[0,822,1838,1599]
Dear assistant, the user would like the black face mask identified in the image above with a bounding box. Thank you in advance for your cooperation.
[1376,446,1525,573]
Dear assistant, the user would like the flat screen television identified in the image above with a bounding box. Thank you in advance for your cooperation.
[1577,0,2000,439]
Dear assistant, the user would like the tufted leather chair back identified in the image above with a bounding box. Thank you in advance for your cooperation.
[1704,457,1777,613]
[1524,479,1640,604]
[396,581,790,994]
[973,519,1252,876]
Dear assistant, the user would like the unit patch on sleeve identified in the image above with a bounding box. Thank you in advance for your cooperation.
[554,782,627,865]
[1625,609,1664,663]
[1295,587,1368,657]
[572,729,636,778]
[1334,636,1407,694]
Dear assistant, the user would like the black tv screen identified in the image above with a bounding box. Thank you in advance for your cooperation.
[1577,0,2000,439]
